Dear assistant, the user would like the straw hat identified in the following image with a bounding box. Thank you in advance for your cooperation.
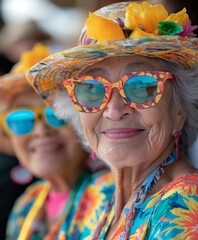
[0,43,49,112]
[26,1,198,107]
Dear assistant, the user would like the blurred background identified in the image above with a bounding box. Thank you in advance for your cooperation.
[0,0,198,238]
[0,0,197,74]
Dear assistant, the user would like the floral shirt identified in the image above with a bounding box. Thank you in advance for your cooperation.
[7,168,198,239]
[60,173,198,240]
[58,170,115,239]
[6,180,48,239]
[6,170,114,240]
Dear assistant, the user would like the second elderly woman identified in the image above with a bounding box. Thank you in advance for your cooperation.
[27,2,198,239]
[0,44,108,240]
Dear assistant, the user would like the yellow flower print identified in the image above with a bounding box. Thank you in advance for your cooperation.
[86,12,125,44]
[125,2,168,36]
[162,182,198,200]
[72,184,105,232]
[95,172,113,186]
[57,231,66,240]
[129,223,148,239]
[168,198,198,239]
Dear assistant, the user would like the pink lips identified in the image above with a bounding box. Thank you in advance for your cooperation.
[103,128,144,140]
[30,140,64,157]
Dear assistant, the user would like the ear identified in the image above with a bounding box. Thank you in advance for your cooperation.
[171,109,187,136]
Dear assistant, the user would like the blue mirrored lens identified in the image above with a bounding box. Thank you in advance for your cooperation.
[45,107,69,128]
[124,76,157,103]
[6,110,35,135]
[75,80,105,108]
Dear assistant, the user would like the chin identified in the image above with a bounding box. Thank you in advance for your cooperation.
[31,167,57,179]
[100,148,145,170]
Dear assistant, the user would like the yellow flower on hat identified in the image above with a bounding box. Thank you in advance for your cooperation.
[84,1,194,42]
[85,12,125,44]
[125,1,168,37]
[125,2,189,38]
[165,8,189,26]
[12,43,50,74]
[130,27,156,38]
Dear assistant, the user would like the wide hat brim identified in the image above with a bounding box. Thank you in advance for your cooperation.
[26,36,198,106]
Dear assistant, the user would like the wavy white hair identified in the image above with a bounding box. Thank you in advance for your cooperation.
[53,89,91,152]
[159,59,198,150]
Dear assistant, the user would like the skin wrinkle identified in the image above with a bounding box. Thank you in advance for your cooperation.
[79,56,192,232]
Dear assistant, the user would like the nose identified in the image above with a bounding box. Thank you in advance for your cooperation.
[103,88,134,120]
[32,118,54,137]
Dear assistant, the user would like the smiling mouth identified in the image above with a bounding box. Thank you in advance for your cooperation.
[103,128,144,140]
[31,143,64,155]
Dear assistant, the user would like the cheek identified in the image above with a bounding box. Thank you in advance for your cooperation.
[59,126,76,139]
[11,137,29,166]
[58,127,78,150]
[142,98,175,153]
[79,112,101,149]
[145,84,174,133]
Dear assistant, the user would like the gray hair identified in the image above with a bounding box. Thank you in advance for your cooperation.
[53,90,91,152]
[159,59,198,150]
[53,58,198,152]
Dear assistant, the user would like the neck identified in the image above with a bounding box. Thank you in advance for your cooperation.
[47,163,86,192]
[112,140,175,221]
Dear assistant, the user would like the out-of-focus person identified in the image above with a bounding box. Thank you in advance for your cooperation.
[0,43,106,239]
[0,125,37,240]
[0,18,37,240]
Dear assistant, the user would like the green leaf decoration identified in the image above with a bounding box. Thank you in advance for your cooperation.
[157,21,183,35]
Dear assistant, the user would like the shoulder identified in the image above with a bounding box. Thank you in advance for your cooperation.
[6,179,48,239]
[162,172,198,198]
[65,170,114,239]
[12,179,48,210]
[146,173,198,239]
[7,179,48,223]
[73,169,115,208]
[81,169,115,197]
[78,169,114,191]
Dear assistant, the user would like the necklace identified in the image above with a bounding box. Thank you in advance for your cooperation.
[92,152,176,240]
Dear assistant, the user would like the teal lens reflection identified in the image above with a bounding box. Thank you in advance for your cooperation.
[6,110,35,135]
[124,76,157,103]
[75,80,105,108]
[45,107,69,128]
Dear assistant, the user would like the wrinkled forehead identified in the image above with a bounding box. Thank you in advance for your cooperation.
[80,55,164,76]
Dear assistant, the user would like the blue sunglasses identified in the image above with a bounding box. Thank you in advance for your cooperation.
[0,106,70,136]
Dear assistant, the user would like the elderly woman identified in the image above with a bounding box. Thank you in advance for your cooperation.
[0,43,107,240]
[27,2,198,239]
[0,114,37,240]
